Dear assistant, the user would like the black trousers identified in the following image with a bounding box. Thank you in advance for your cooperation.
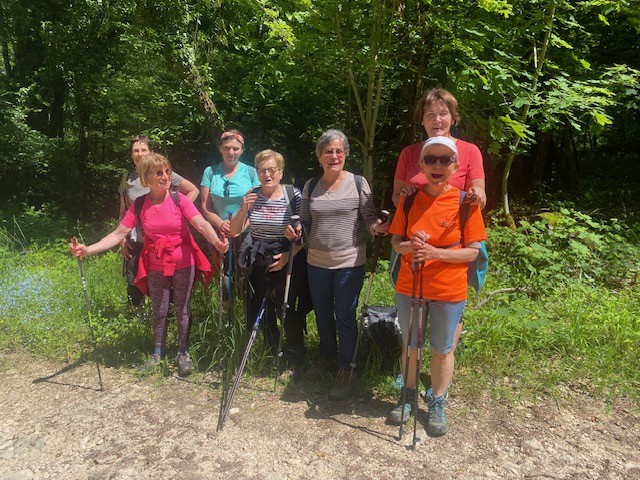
[246,252,308,364]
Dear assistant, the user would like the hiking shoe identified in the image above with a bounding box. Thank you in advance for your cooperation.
[328,367,352,401]
[176,352,194,377]
[138,354,161,373]
[388,388,417,425]
[305,357,337,382]
[426,388,448,437]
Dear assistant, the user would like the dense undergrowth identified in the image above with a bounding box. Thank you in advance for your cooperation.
[0,202,638,405]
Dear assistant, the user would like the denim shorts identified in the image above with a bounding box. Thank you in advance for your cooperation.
[395,293,466,354]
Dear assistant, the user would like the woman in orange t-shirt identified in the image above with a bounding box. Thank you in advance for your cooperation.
[388,136,486,437]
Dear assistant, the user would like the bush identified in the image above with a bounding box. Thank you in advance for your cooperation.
[487,208,639,293]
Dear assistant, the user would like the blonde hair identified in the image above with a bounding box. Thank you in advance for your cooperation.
[254,149,285,171]
[139,153,172,188]
[414,88,460,125]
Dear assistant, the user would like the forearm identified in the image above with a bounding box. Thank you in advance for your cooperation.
[86,230,128,256]
[392,236,412,255]
[430,247,479,264]
[392,179,405,208]
[469,178,487,210]
[178,179,199,203]
[191,215,224,248]
[229,205,248,236]
[202,208,224,229]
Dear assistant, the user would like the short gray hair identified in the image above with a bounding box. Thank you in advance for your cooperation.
[315,129,349,158]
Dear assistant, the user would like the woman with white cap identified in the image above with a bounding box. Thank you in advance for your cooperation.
[388,136,487,437]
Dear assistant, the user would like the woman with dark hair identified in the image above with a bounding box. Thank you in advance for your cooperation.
[392,88,486,209]
[73,154,228,376]
[119,135,199,308]
[293,129,389,400]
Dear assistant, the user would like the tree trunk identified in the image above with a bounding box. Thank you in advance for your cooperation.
[501,4,556,229]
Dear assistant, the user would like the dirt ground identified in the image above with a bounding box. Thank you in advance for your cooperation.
[0,353,638,480]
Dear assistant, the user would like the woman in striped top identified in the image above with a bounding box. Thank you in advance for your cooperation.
[230,150,309,372]
[297,129,389,400]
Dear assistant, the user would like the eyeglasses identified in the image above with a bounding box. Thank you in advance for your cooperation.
[257,167,280,176]
[421,155,455,166]
[223,179,230,197]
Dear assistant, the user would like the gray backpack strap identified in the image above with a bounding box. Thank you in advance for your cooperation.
[354,174,364,195]
[121,171,131,208]
[307,176,321,199]
[283,184,296,217]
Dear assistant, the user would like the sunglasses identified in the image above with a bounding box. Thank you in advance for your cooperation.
[421,155,455,166]
[223,179,230,198]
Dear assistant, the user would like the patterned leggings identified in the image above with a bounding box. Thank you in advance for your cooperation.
[147,266,196,350]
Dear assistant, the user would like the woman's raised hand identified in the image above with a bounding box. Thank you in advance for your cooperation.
[284,223,302,241]
[401,184,418,197]
[410,231,438,262]
[217,219,231,236]
[241,190,258,211]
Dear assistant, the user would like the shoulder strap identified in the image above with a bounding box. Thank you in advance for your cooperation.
[121,171,131,206]
[401,191,418,219]
[307,176,321,199]
[401,191,419,240]
[134,195,146,235]
[171,191,180,207]
[354,174,363,195]
[283,184,296,217]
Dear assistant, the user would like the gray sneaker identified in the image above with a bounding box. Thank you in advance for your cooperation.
[426,388,448,437]
[176,352,194,377]
[388,388,416,425]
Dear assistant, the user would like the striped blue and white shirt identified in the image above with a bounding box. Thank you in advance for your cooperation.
[248,186,301,241]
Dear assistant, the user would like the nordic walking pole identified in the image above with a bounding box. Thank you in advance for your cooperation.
[215,231,226,369]
[273,215,301,388]
[71,236,103,391]
[348,210,390,392]
[217,283,272,432]
[226,211,235,327]
[399,261,419,440]
[412,262,425,448]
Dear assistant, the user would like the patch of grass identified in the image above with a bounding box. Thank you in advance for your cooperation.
[1,222,639,406]
[457,283,640,402]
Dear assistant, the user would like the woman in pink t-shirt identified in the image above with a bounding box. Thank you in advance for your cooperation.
[70,154,229,376]
[392,88,486,209]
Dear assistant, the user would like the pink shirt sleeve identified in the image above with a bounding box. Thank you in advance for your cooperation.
[121,203,138,229]
[178,192,200,220]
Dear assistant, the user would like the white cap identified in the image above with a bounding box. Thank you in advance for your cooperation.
[420,136,458,159]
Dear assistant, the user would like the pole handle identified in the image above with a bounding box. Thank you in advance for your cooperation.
[369,210,389,274]
[285,215,300,276]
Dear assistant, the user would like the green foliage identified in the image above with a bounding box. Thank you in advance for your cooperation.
[487,208,639,292]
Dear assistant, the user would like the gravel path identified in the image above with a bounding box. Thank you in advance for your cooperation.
[0,354,638,479]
